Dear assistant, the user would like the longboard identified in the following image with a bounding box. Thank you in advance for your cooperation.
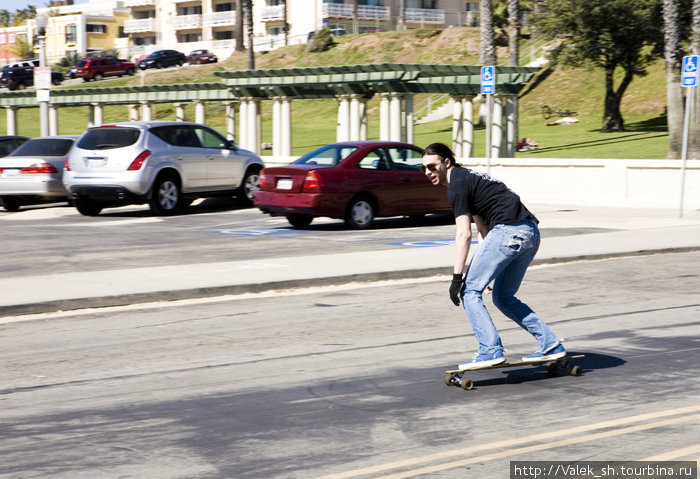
[444,354,584,390]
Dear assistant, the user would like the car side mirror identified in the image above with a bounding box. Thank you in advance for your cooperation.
[228,139,238,150]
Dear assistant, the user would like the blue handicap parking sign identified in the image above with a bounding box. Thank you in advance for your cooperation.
[682,55,699,87]
[481,66,495,94]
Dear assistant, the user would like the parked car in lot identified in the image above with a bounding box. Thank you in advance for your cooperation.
[0,135,79,211]
[0,65,63,90]
[254,141,452,229]
[186,49,218,64]
[138,50,186,70]
[0,135,29,157]
[76,56,136,81]
[63,121,264,216]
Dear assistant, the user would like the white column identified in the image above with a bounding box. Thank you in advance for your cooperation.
[405,94,414,144]
[359,100,367,140]
[49,105,58,136]
[195,101,205,124]
[239,100,249,150]
[379,93,391,141]
[141,102,153,121]
[225,102,236,141]
[246,99,260,155]
[462,96,474,158]
[272,97,282,157]
[93,103,103,126]
[452,96,463,158]
[349,95,361,141]
[175,103,186,122]
[389,93,402,142]
[336,95,350,142]
[129,104,139,121]
[87,104,96,127]
[6,107,17,135]
[281,97,292,156]
[505,95,518,158]
[491,96,504,159]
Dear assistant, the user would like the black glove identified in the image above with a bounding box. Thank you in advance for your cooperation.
[449,273,463,306]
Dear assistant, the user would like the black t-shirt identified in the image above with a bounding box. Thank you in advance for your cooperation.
[447,167,537,228]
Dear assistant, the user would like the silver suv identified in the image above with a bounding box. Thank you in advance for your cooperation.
[64,121,264,216]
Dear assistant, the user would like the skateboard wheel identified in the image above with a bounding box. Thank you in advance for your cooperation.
[461,379,474,390]
[570,365,582,377]
[444,373,456,387]
[546,363,558,376]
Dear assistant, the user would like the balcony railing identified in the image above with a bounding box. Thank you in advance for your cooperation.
[322,4,390,20]
[204,11,236,27]
[322,3,353,19]
[358,5,390,20]
[405,8,445,24]
[172,14,203,30]
[123,0,154,7]
[123,18,157,33]
[261,5,284,22]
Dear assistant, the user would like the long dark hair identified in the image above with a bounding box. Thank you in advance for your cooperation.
[423,142,461,168]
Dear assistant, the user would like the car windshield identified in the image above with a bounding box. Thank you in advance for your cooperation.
[77,127,141,150]
[293,145,359,166]
[10,138,75,157]
[191,50,205,55]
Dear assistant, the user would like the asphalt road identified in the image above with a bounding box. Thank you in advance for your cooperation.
[1,251,698,478]
[0,201,611,278]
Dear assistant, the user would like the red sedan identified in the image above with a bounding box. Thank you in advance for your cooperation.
[254,141,451,229]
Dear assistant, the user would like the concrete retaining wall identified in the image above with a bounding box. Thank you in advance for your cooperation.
[262,156,700,211]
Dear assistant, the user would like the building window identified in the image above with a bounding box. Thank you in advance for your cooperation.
[178,6,202,15]
[86,23,107,33]
[0,34,5,44]
[178,32,202,42]
[215,2,234,11]
[407,0,435,7]
[9,34,16,43]
[65,24,77,44]
[214,30,233,40]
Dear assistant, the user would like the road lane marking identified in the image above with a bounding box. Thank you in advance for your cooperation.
[315,405,700,479]
[642,444,700,461]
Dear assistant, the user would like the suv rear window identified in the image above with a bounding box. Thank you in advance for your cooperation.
[11,138,75,157]
[77,60,89,67]
[77,127,141,150]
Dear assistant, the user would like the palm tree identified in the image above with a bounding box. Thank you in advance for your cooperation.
[480,0,496,65]
[664,0,683,158]
[691,0,700,159]
[507,0,520,66]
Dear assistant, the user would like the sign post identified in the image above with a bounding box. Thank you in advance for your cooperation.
[680,55,698,218]
[481,66,495,174]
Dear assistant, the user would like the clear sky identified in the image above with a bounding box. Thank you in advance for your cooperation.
[4,0,89,13]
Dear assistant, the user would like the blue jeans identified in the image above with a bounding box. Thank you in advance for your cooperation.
[460,219,560,355]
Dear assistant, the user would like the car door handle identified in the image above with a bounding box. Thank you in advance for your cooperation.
[176,156,184,161]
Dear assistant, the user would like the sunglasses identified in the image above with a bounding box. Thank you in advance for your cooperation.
[421,162,442,173]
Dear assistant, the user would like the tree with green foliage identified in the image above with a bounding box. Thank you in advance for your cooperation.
[0,10,11,27]
[531,0,663,132]
[664,0,685,158]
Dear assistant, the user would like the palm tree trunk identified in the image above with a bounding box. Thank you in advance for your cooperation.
[664,0,683,158]
[690,0,700,159]
[480,0,496,66]
[508,0,520,66]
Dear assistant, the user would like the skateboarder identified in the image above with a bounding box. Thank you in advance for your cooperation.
[421,142,565,370]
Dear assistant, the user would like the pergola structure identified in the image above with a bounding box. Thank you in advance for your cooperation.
[0,64,538,158]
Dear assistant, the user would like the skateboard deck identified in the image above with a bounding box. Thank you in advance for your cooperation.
[444,354,584,390]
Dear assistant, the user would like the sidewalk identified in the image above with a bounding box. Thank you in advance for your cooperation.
[2,206,700,316]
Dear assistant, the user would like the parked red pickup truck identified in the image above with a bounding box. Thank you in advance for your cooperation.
[76,57,136,81]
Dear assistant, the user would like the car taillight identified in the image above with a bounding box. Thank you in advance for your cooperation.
[63,158,71,171]
[302,171,322,192]
[259,173,269,188]
[127,150,151,171]
[21,163,59,174]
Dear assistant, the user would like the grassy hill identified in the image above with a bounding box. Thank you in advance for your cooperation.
[2,27,671,159]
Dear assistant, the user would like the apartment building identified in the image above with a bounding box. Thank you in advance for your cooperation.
[0,26,30,68]
[259,0,480,48]
[30,0,130,64]
[123,0,238,61]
